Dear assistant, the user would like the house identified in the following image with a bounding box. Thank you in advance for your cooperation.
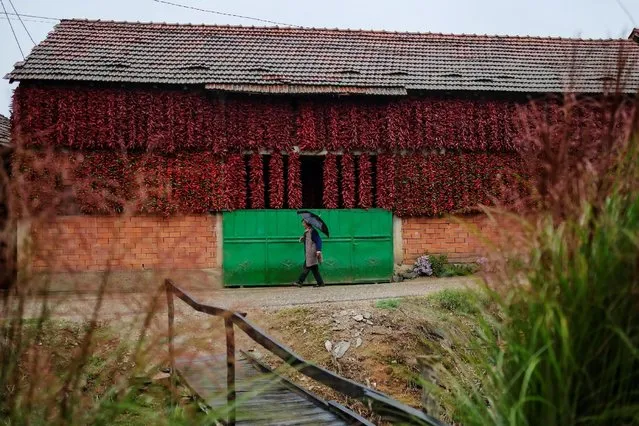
[5,20,639,284]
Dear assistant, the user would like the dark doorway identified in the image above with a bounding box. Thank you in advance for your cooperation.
[301,156,323,209]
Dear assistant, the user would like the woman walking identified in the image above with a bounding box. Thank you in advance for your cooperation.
[294,219,325,287]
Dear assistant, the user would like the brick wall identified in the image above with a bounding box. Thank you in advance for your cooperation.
[27,215,217,272]
[402,215,522,264]
[25,213,520,273]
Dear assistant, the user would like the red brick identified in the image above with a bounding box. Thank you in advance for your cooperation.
[30,215,217,272]
[401,214,524,264]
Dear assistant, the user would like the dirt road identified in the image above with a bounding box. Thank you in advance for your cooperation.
[4,276,479,321]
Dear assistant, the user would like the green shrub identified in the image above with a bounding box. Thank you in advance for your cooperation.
[428,289,479,315]
[440,263,478,277]
[375,299,401,310]
[429,254,448,277]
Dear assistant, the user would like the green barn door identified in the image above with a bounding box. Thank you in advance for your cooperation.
[222,209,392,287]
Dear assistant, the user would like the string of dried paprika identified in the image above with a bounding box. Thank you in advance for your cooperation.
[249,153,265,209]
[287,152,302,209]
[375,153,396,210]
[341,153,355,208]
[357,154,373,208]
[322,153,338,208]
[268,153,285,209]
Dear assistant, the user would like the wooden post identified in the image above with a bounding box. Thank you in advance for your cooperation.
[165,279,176,403]
[417,355,441,418]
[225,316,236,426]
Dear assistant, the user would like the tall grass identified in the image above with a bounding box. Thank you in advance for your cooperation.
[443,100,639,425]
[0,138,215,425]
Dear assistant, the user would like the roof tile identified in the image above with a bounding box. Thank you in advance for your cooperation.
[0,114,9,146]
[5,19,639,93]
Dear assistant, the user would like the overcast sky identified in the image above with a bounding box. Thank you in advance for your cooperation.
[1,0,638,116]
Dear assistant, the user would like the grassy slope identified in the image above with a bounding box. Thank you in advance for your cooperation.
[255,289,488,422]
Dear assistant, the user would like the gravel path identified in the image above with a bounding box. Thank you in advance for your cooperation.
[193,276,477,309]
[4,276,479,321]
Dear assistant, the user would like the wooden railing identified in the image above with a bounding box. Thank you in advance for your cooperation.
[165,279,447,426]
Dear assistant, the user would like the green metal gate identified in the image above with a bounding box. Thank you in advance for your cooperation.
[222,209,393,287]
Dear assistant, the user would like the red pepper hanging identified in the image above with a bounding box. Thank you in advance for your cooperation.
[268,152,285,208]
[341,153,355,208]
[206,155,225,211]
[409,100,423,150]
[313,99,328,150]
[6,84,549,154]
[264,101,292,151]
[132,153,172,216]
[246,100,262,149]
[322,153,338,208]
[35,86,54,147]
[14,85,540,217]
[296,101,316,151]
[386,102,399,150]
[10,86,23,144]
[346,104,359,149]
[395,100,410,150]
[391,155,409,216]
[287,152,302,209]
[135,89,151,150]
[424,154,437,216]
[10,86,22,141]
[54,87,67,147]
[223,154,246,210]
[169,152,221,214]
[112,90,127,149]
[376,153,395,210]
[101,89,116,149]
[326,104,339,151]
[249,153,265,209]
[208,96,225,153]
[357,154,373,208]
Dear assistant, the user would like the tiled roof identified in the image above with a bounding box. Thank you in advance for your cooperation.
[0,114,9,146]
[5,19,639,94]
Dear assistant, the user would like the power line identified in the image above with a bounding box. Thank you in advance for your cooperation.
[615,0,637,27]
[0,15,56,24]
[0,0,24,59]
[152,0,300,27]
[4,11,59,21]
[8,0,35,44]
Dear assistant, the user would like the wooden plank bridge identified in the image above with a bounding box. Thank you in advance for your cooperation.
[176,353,363,425]
[166,279,447,426]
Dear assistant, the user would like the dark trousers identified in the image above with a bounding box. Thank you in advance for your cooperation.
[297,264,324,285]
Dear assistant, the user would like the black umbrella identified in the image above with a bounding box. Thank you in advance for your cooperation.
[297,210,330,237]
